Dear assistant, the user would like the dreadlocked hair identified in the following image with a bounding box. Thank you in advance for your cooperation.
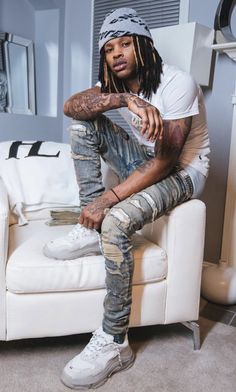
[98,35,163,100]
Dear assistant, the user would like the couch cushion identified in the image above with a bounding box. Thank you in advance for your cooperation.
[6,221,167,294]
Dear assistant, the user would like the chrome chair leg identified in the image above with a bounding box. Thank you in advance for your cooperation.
[182,321,201,350]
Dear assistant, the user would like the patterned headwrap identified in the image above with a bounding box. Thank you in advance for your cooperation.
[98,7,152,52]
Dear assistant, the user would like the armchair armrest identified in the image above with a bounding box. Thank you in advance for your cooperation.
[0,177,9,263]
[141,199,206,323]
[0,177,9,339]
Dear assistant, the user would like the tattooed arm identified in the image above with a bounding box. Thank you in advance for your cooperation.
[64,86,128,119]
[114,117,192,198]
[79,117,192,229]
[64,87,163,141]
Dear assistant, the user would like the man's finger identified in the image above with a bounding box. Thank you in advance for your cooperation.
[139,112,149,135]
[145,111,155,140]
[158,116,164,139]
[83,217,91,229]
[78,213,84,225]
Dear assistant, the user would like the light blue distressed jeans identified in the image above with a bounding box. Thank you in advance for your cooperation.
[70,115,194,342]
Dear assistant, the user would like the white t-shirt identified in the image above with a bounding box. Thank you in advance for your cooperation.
[118,63,210,177]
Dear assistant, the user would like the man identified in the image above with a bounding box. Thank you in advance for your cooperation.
[44,8,210,390]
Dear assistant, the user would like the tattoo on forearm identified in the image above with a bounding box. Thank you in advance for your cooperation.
[137,118,192,175]
[67,93,131,120]
[155,117,192,158]
[136,159,157,174]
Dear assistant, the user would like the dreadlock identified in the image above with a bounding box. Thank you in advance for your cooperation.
[98,35,163,100]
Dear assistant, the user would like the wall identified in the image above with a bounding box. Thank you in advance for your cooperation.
[62,0,93,142]
[0,0,34,38]
[0,0,92,143]
[0,0,65,142]
[189,0,236,262]
[35,8,60,117]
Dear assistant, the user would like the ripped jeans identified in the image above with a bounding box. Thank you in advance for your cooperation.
[70,115,193,340]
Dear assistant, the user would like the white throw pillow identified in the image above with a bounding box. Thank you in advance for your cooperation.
[0,141,80,225]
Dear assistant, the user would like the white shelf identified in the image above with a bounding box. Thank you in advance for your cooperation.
[151,22,214,86]
[211,42,236,62]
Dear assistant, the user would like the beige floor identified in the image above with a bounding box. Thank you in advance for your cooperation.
[0,315,236,392]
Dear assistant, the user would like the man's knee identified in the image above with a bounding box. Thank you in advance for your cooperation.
[102,207,131,236]
[101,209,132,265]
[69,119,95,139]
[69,119,100,159]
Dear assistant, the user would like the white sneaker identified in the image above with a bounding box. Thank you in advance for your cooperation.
[61,327,135,389]
[43,223,101,260]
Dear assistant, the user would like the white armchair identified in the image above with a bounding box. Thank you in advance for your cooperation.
[0,141,206,349]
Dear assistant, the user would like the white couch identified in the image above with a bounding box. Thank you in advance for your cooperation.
[0,141,206,348]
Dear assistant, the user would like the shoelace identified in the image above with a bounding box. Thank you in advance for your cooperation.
[70,330,124,369]
[83,330,110,359]
[82,330,122,366]
[67,224,102,252]
[68,224,93,241]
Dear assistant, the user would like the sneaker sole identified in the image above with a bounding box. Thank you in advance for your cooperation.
[60,349,135,390]
[43,242,101,260]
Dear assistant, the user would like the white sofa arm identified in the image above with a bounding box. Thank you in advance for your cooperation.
[141,199,206,323]
[0,177,9,264]
[0,177,9,339]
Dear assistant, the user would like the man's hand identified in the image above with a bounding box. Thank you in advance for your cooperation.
[78,191,119,230]
[127,96,163,142]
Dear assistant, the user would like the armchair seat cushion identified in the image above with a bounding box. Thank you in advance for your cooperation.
[6,221,167,294]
